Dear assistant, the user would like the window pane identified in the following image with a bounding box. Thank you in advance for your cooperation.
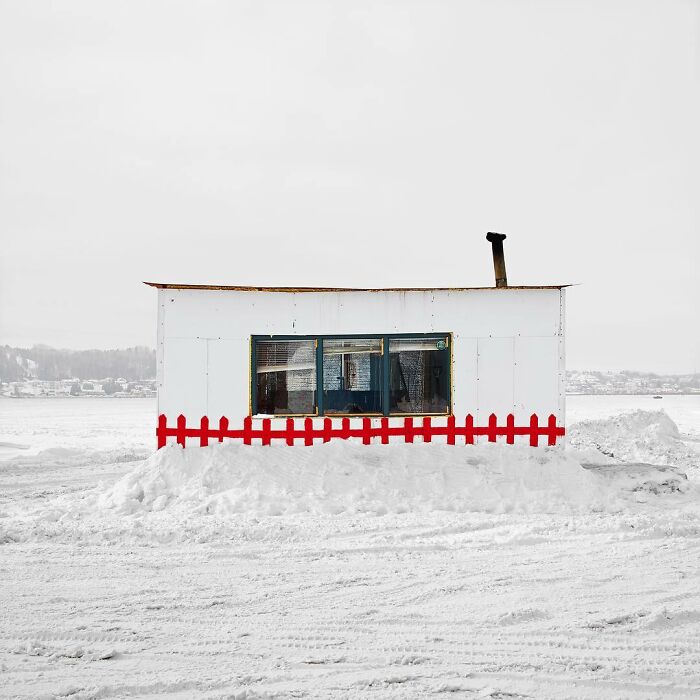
[323,338,382,414]
[255,340,316,414]
[389,337,449,414]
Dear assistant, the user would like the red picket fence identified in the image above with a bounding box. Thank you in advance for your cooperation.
[156,414,565,448]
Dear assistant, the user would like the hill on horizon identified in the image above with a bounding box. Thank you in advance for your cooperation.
[1,345,156,383]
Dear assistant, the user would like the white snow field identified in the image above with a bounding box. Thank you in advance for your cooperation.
[1,397,699,699]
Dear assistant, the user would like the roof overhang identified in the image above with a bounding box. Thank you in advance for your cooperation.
[143,282,572,292]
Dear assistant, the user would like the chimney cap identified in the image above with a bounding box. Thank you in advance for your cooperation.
[486,232,507,243]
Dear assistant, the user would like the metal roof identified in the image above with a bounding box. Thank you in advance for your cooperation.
[144,282,570,292]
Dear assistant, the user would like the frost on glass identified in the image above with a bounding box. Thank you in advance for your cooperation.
[389,337,450,414]
[323,338,382,414]
[255,340,316,414]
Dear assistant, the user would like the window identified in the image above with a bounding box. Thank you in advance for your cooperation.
[255,339,316,415]
[323,338,383,414]
[252,334,450,416]
[389,337,450,414]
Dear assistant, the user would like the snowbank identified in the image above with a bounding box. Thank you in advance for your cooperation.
[96,441,614,518]
[0,446,149,469]
[93,409,696,520]
[567,409,698,473]
[2,409,697,545]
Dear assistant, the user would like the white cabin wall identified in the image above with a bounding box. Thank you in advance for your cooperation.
[158,288,565,426]
[513,337,560,423]
[476,337,514,431]
[207,339,248,420]
[558,288,567,434]
[451,336,477,419]
[156,290,165,417]
[160,336,207,419]
[160,289,562,339]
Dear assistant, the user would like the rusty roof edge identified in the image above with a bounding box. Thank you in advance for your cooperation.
[143,281,574,292]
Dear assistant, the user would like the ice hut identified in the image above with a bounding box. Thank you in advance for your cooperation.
[149,234,567,448]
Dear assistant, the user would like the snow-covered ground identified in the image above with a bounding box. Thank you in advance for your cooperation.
[1,396,699,699]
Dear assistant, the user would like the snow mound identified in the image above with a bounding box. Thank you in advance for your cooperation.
[0,446,149,470]
[97,442,613,517]
[3,409,697,545]
[583,462,687,496]
[568,409,698,473]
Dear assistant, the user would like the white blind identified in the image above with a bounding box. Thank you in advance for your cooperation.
[323,338,382,356]
[256,340,316,375]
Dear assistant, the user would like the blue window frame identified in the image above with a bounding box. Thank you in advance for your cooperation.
[251,333,452,417]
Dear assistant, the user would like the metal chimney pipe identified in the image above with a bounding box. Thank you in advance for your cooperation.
[486,232,508,287]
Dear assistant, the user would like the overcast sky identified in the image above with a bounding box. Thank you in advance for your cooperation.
[1,0,698,373]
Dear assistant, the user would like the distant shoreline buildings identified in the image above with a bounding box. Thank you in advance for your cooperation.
[2,370,698,399]
[1,377,156,398]
[565,370,700,396]
[4,345,696,399]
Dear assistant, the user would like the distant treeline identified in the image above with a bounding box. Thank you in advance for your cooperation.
[1,345,156,382]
